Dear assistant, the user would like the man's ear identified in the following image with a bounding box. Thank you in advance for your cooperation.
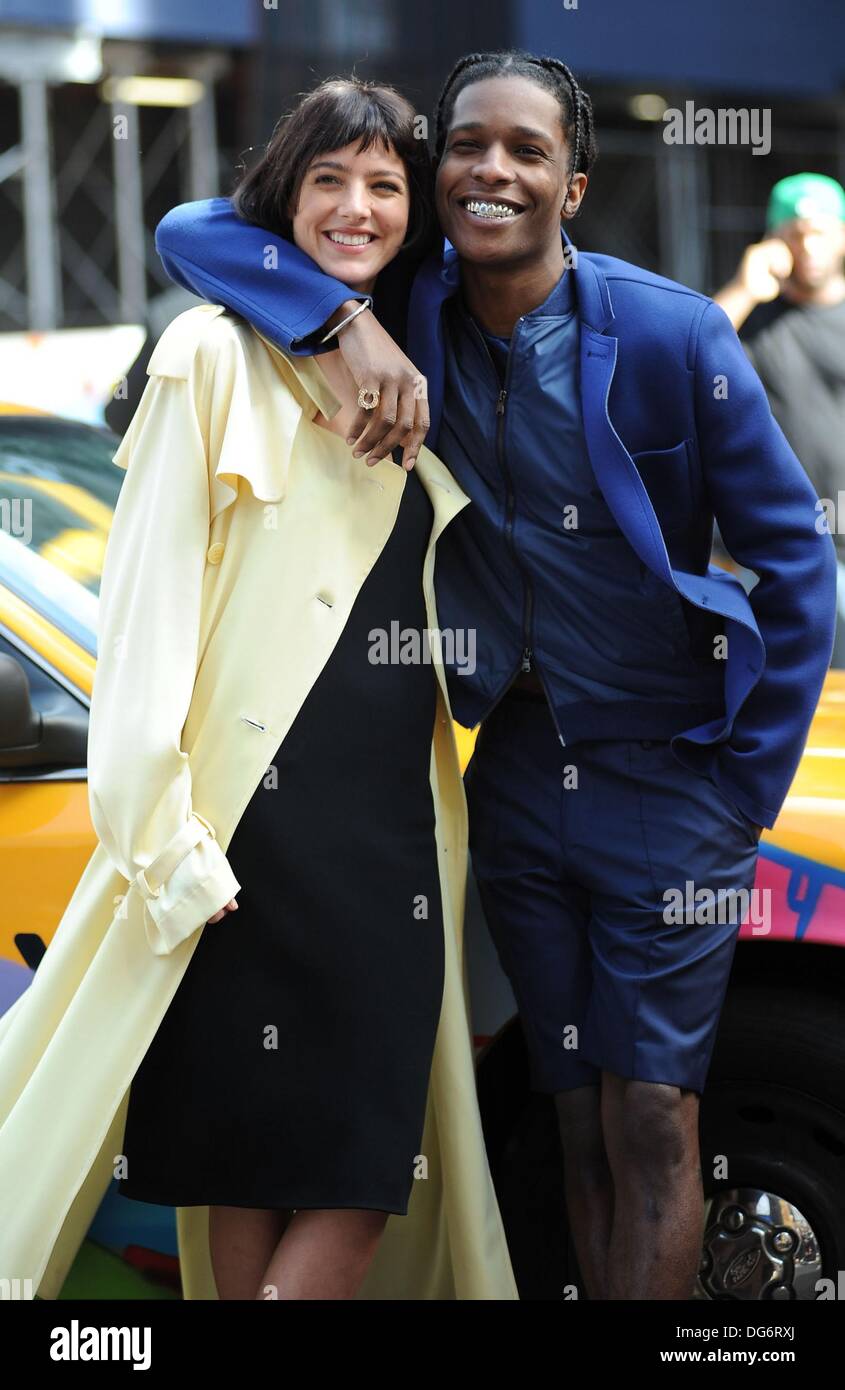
[562,172,588,220]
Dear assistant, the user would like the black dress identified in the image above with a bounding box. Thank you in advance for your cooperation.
[117,465,445,1215]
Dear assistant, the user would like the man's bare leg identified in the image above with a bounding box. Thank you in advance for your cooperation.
[554,1084,614,1299]
[601,1073,704,1299]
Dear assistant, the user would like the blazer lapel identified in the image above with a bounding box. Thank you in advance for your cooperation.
[579,327,675,585]
[574,253,765,744]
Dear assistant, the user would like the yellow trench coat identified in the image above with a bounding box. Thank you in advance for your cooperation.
[0,303,518,1300]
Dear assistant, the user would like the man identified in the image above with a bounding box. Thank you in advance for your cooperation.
[153,51,836,1298]
[715,172,845,664]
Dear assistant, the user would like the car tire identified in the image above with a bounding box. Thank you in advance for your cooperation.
[699,984,845,1299]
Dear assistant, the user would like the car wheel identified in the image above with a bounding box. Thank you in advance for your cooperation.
[698,985,845,1300]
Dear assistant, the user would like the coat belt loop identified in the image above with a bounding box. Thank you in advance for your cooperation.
[134,813,215,901]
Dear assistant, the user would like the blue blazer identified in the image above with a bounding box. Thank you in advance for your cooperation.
[156,198,837,828]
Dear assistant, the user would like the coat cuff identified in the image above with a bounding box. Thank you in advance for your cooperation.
[134,813,241,956]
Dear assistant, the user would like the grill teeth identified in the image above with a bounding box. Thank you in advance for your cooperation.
[465,199,518,218]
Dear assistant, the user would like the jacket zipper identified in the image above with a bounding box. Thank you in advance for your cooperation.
[466,315,566,745]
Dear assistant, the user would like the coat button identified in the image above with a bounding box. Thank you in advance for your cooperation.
[206,542,225,565]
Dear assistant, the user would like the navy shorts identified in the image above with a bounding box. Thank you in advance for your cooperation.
[464,692,761,1095]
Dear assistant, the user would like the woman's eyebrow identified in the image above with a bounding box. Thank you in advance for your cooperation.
[309,159,407,183]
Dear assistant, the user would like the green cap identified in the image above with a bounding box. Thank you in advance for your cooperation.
[766,173,845,230]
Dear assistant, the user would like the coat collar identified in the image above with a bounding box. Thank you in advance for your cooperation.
[253,320,471,543]
[145,302,470,536]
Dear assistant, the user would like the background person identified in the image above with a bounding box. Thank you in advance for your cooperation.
[715,173,845,663]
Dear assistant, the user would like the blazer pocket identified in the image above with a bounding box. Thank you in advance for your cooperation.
[641,568,695,652]
[631,440,694,531]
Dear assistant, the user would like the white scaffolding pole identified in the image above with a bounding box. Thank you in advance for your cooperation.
[20,77,62,330]
[110,99,147,326]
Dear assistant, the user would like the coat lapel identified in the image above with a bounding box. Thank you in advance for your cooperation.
[254,322,471,541]
[414,445,471,547]
[570,244,655,567]
[579,328,675,585]
[574,254,765,744]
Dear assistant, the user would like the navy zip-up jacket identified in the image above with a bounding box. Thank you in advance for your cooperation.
[437,264,727,741]
[154,198,837,829]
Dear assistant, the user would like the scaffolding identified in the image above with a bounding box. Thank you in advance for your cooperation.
[0,32,226,332]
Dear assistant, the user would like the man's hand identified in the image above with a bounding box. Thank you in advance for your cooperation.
[713,238,794,330]
[326,300,429,469]
[735,238,794,304]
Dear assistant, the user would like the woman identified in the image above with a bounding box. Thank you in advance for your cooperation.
[0,78,517,1302]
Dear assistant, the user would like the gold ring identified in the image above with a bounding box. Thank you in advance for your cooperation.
[357,387,380,411]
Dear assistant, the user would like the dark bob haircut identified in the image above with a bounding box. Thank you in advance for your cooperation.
[231,77,439,263]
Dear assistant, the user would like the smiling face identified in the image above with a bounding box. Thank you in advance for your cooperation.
[435,75,587,270]
[291,139,411,292]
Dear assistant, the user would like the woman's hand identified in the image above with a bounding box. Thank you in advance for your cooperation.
[206,898,239,925]
[329,302,429,469]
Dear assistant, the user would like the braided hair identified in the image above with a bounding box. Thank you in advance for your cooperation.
[434,49,597,216]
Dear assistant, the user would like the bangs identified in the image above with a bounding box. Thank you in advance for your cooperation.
[306,86,401,163]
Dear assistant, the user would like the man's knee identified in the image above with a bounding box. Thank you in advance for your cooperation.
[606,1077,699,1174]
